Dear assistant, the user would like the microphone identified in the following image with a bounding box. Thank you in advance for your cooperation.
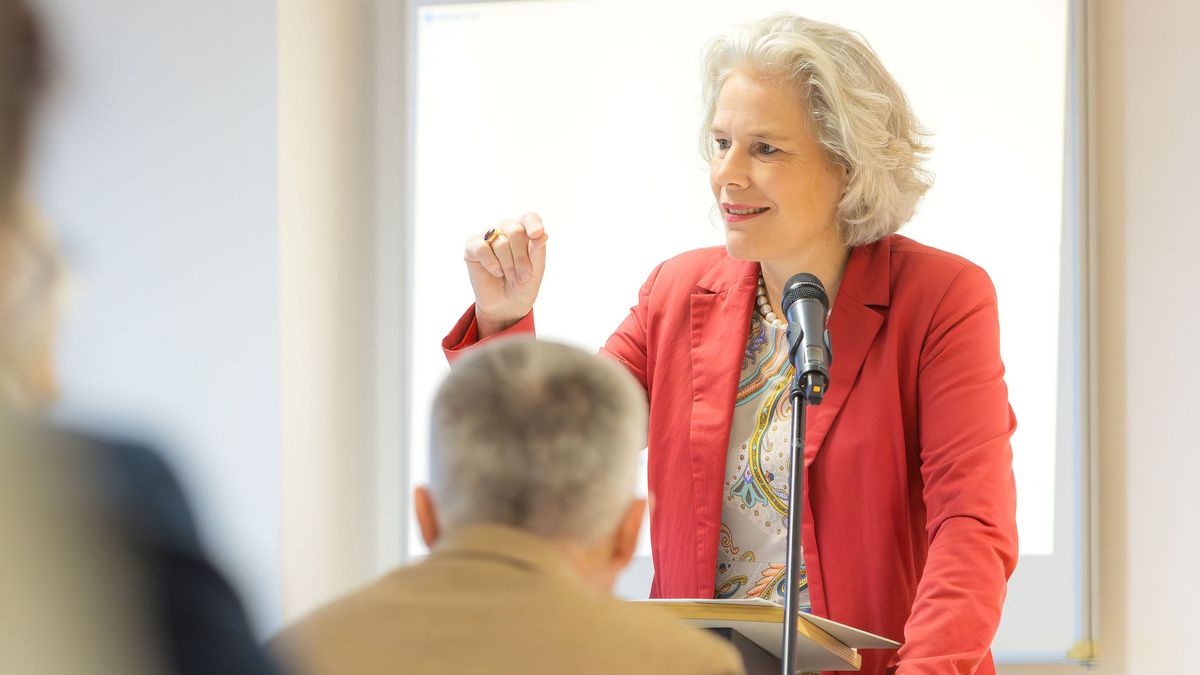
[781,273,832,404]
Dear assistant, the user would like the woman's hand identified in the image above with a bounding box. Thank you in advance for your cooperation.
[464,212,548,338]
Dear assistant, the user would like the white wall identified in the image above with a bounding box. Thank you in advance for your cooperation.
[30,0,283,632]
[29,0,385,633]
[1001,0,1200,672]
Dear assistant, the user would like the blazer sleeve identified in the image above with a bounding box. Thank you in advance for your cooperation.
[598,261,665,390]
[896,264,1019,674]
[441,304,537,364]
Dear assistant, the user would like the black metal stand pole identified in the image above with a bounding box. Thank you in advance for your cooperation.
[781,378,811,675]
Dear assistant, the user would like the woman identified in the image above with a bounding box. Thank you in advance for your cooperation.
[444,14,1017,675]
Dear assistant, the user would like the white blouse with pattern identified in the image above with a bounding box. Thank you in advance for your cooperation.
[713,313,810,612]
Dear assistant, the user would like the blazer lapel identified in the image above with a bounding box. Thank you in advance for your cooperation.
[687,257,757,596]
[804,237,891,461]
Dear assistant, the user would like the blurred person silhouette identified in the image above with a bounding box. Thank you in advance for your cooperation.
[0,2,284,673]
[272,337,745,675]
[0,425,162,674]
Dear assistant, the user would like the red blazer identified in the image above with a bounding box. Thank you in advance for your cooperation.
[444,235,1018,675]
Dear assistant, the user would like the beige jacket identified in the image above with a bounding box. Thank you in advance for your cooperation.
[272,525,744,675]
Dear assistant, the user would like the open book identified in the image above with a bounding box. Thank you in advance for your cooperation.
[635,598,900,672]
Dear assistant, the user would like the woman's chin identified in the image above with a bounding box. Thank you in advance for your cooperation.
[723,234,763,262]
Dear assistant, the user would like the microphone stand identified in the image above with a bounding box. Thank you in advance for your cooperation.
[782,373,823,675]
[778,272,832,675]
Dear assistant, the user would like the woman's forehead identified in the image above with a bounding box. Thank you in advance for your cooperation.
[712,72,811,138]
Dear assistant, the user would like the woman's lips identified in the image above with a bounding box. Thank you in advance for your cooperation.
[722,203,770,222]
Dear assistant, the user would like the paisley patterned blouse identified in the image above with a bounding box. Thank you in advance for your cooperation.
[713,313,810,612]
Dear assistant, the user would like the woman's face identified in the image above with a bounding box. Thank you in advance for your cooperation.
[709,68,847,264]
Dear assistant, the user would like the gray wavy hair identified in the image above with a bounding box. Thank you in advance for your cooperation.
[701,13,933,247]
[430,338,647,542]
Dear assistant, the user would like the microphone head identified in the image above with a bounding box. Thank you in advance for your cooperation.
[781,273,830,314]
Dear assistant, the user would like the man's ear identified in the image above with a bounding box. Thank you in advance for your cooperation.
[414,486,441,548]
[611,497,646,571]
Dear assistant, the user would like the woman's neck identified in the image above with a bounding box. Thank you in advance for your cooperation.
[759,239,851,318]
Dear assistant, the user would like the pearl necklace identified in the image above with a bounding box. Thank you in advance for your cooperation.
[756,273,786,329]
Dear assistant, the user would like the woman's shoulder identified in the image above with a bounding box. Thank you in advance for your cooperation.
[645,246,755,292]
[882,234,998,311]
[887,234,986,276]
[657,245,735,273]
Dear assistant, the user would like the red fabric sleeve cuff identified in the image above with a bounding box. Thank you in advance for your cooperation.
[441,304,536,364]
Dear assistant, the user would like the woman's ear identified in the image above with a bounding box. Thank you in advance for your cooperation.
[414,486,442,549]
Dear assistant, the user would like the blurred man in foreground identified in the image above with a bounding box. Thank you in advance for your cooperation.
[0,2,282,673]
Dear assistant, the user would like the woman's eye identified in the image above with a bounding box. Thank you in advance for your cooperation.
[756,142,779,155]
[714,138,731,151]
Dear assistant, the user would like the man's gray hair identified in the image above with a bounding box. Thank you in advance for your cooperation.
[429,337,647,542]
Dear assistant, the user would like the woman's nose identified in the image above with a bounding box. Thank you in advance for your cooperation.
[713,150,750,191]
